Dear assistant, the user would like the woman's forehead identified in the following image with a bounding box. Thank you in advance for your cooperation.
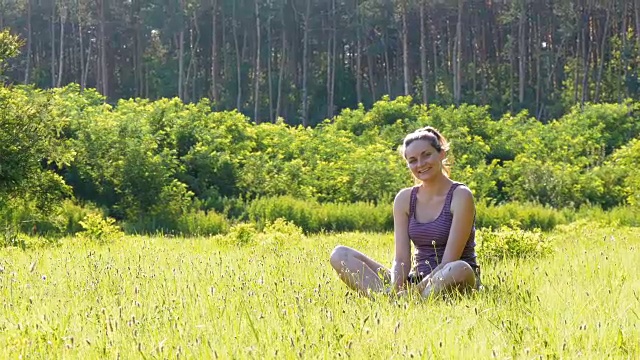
[405,139,437,157]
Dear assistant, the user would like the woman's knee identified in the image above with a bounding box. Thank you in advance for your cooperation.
[329,245,352,271]
[440,261,476,286]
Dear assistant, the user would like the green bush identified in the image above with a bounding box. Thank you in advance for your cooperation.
[176,210,229,236]
[247,196,392,234]
[248,196,316,231]
[476,227,553,261]
[256,218,305,247]
[316,202,393,233]
[227,223,258,246]
[51,200,106,235]
[0,198,70,235]
[608,139,640,207]
[78,213,124,244]
[475,202,567,231]
[573,206,640,227]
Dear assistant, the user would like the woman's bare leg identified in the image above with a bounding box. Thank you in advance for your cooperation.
[330,245,390,295]
[418,260,476,298]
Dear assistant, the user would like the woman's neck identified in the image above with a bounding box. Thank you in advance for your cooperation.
[419,174,452,198]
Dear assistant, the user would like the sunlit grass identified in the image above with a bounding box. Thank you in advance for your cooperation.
[0,223,638,358]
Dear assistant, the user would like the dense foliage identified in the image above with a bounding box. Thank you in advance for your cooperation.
[1,82,639,235]
[3,1,640,125]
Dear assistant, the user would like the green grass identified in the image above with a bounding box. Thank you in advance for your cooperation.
[0,223,638,358]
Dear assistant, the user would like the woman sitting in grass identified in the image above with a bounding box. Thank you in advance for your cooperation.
[330,126,481,298]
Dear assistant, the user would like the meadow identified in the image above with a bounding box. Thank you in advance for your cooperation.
[0,221,638,359]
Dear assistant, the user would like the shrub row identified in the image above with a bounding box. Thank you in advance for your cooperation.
[247,196,393,234]
[2,196,638,244]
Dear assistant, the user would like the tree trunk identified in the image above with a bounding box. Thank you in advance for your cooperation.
[242,28,249,64]
[594,9,609,103]
[581,12,591,105]
[325,15,332,117]
[82,33,91,90]
[471,36,477,98]
[621,2,628,103]
[99,0,108,97]
[78,2,86,90]
[233,0,242,110]
[276,5,286,120]
[401,0,410,96]
[327,0,337,118]
[509,22,515,112]
[301,0,311,126]
[480,22,488,104]
[366,36,376,102]
[331,0,337,113]
[419,0,428,105]
[137,1,144,98]
[178,0,185,101]
[133,0,142,97]
[220,2,227,88]
[57,5,66,87]
[546,37,578,103]
[573,9,582,104]
[518,0,526,104]
[50,0,56,88]
[144,56,148,97]
[254,0,261,123]
[185,11,200,102]
[178,30,184,100]
[383,29,391,96]
[535,14,542,119]
[635,0,640,52]
[267,14,274,123]
[70,21,76,80]
[210,0,218,105]
[453,0,463,105]
[431,19,438,99]
[24,0,32,84]
[355,0,362,104]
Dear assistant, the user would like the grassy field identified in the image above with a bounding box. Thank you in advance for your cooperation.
[0,222,638,359]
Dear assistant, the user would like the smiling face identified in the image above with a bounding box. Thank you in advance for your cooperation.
[404,139,446,182]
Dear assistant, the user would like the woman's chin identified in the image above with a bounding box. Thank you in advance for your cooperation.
[415,171,440,182]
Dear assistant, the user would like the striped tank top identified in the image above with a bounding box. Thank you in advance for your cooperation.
[408,182,478,277]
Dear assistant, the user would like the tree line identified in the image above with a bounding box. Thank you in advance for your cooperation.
[2,0,640,125]
[2,81,639,235]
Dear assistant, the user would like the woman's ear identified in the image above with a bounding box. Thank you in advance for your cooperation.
[438,150,447,162]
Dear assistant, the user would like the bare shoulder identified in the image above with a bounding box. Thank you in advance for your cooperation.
[394,187,414,204]
[451,185,475,212]
[393,187,414,213]
[452,184,474,200]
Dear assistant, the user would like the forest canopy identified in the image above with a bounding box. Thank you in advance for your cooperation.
[2,0,640,125]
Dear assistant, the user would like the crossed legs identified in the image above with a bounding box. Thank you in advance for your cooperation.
[329,245,390,295]
[330,245,478,298]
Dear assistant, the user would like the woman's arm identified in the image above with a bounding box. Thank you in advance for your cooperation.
[391,188,412,292]
[440,185,475,265]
